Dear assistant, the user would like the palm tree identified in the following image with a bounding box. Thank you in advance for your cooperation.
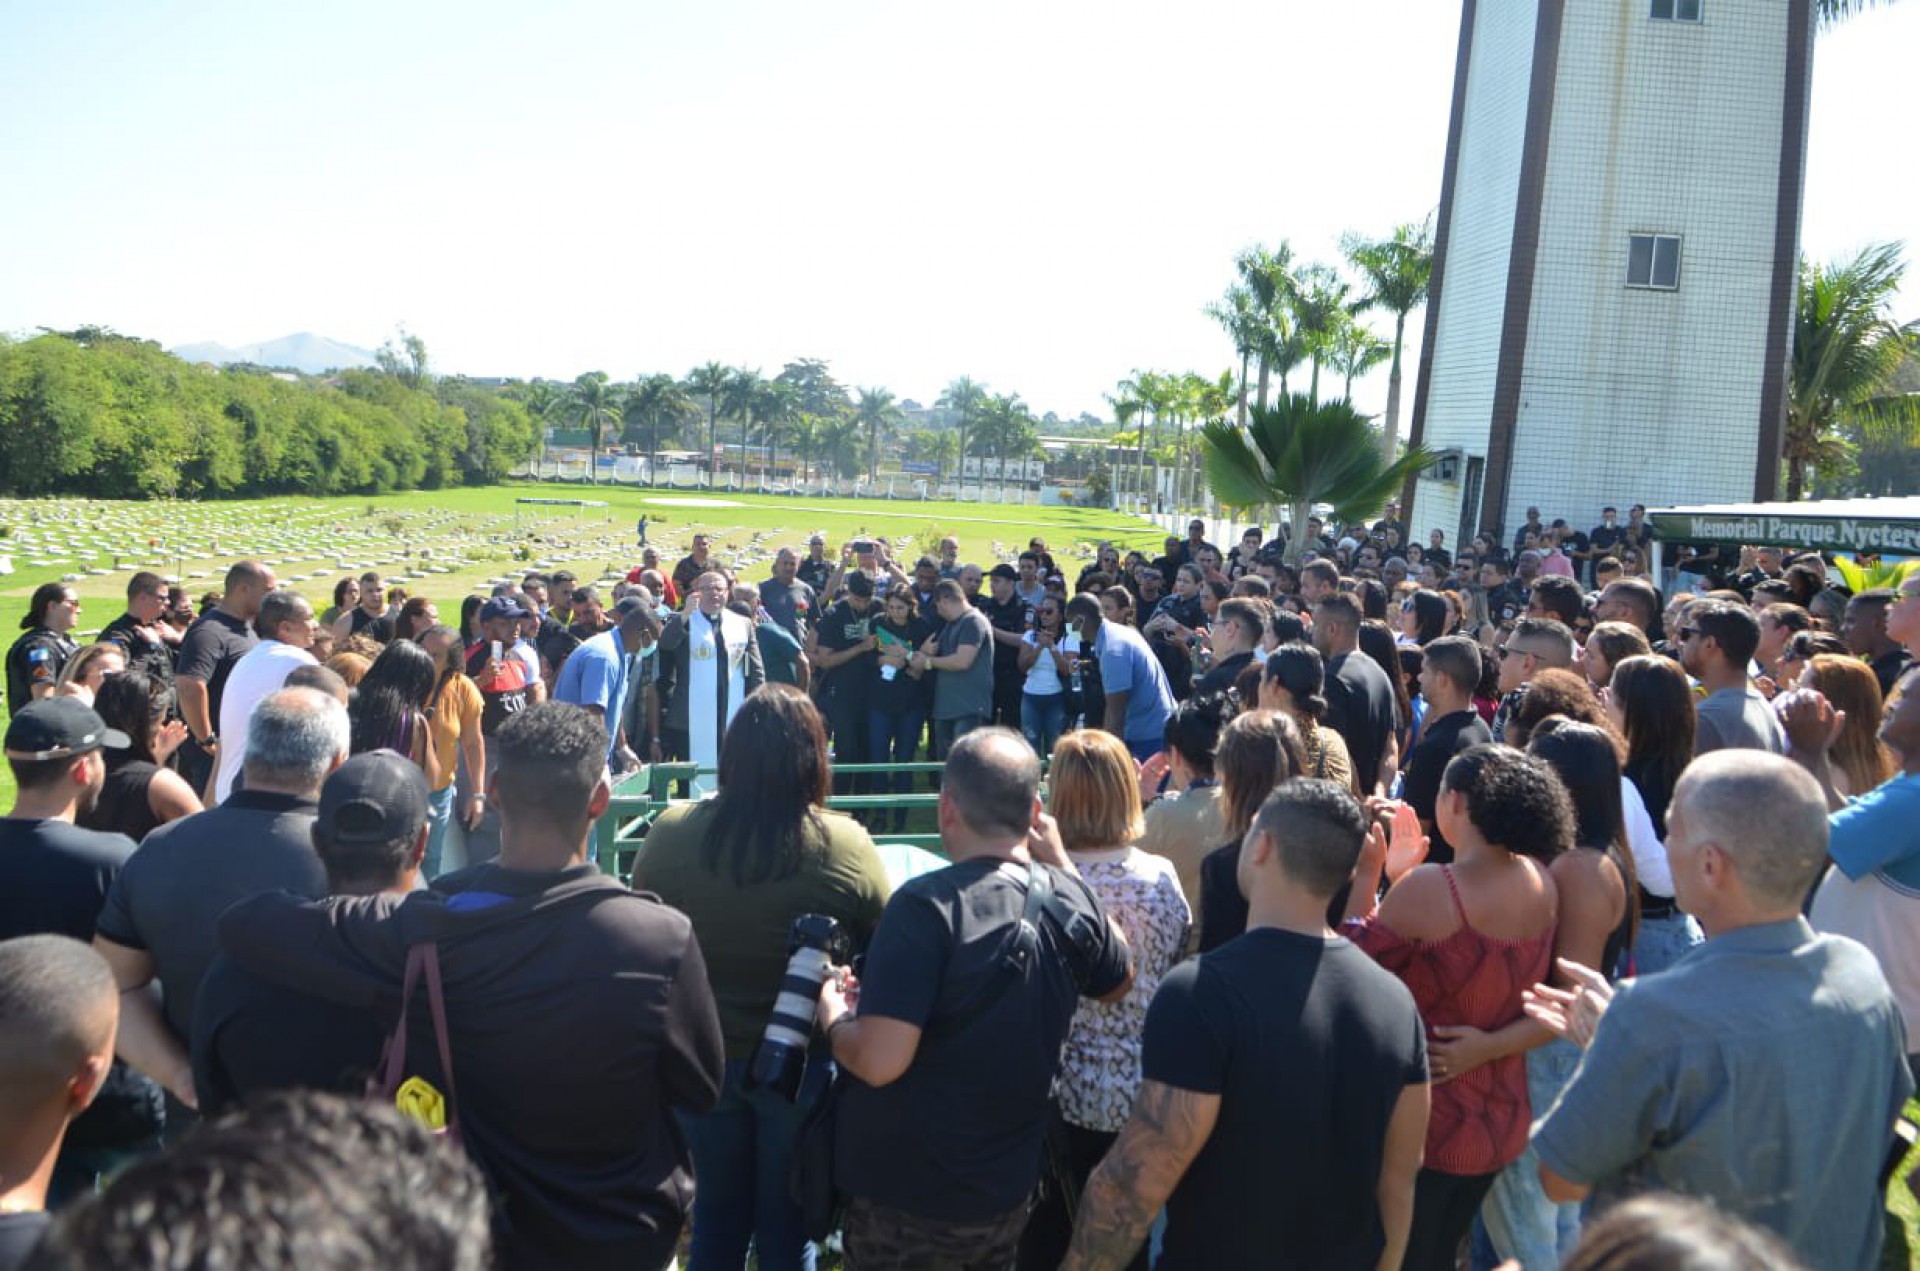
[719,368,763,490]
[1104,390,1144,510]
[1234,244,1297,412]
[1325,313,1393,403]
[854,386,904,482]
[518,380,564,471]
[752,380,799,488]
[973,392,1038,500]
[1344,217,1434,459]
[1202,395,1436,565]
[685,362,731,487]
[564,372,623,484]
[1288,263,1357,407]
[622,373,695,483]
[1784,242,1920,500]
[937,376,987,487]
[1204,283,1261,426]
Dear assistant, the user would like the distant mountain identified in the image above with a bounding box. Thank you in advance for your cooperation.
[170,332,380,374]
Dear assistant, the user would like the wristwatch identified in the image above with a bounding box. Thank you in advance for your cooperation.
[194,734,217,751]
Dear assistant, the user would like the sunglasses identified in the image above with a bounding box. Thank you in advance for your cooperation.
[1676,627,1701,640]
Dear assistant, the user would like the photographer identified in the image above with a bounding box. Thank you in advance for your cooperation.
[817,729,1133,1271]
[634,686,889,1271]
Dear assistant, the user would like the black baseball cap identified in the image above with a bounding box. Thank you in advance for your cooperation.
[317,750,429,845]
[4,698,129,762]
[479,596,531,623]
[988,564,1018,581]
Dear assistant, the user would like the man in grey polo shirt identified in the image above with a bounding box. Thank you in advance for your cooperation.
[1677,600,1785,756]
[1526,750,1911,1271]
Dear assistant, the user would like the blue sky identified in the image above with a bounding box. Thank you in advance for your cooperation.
[1,0,1914,420]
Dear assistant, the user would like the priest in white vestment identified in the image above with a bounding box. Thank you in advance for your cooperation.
[653,571,764,795]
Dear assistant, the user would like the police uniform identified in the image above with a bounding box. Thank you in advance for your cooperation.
[5,627,78,710]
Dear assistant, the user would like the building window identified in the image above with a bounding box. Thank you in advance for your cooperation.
[1627,234,1682,290]
[1651,0,1703,20]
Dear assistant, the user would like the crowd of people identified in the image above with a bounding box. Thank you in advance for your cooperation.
[0,499,1916,1271]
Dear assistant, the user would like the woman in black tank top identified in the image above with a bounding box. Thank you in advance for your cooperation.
[80,670,203,842]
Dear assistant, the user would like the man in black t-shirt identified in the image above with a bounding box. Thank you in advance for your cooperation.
[1064,780,1428,1271]
[100,571,178,688]
[1314,595,1397,796]
[819,730,1131,1269]
[176,560,274,797]
[981,565,1032,728]
[812,571,877,793]
[193,751,430,1115]
[796,533,835,594]
[0,699,165,1200]
[1402,638,1492,864]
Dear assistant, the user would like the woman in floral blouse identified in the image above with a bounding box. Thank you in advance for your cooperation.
[1017,729,1192,1271]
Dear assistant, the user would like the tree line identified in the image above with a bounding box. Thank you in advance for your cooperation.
[531,360,1047,485]
[0,329,541,499]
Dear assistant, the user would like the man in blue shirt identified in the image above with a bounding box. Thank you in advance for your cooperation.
[553,597,660,769]
[1781,673,1920,1081]
[1528,750,1912,1271]
[1065,594,1174,762]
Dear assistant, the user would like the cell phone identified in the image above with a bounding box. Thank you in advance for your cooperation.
[491,640,504,662]
[851,540,874,555]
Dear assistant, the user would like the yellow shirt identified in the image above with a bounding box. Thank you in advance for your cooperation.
[428,673,483,792]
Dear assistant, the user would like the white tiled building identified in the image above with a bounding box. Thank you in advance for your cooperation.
[1405,0,1813,544]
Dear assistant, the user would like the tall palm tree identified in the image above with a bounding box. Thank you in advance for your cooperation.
[518,380,564,470]
[973,392,1037,500]
[685,362,731,487]
[1785,242,1920,500]
[1105,389,1144,510]
[854,386,904,482]
[622,373,695,483]
[564,372,623,484]
[1202,395,1435,565]
[1288,263,1357,407]
[719,368,763,490]
[752,379,799,487]
[937,376,987,486]
[1234,244,1297,412]
[1204,283,1261,426]
[1344,217,1434,459]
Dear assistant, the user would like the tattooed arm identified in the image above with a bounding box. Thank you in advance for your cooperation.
[1061,1080,1219,1271]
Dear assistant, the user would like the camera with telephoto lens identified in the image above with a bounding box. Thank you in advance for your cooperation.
[747,914,852,1102]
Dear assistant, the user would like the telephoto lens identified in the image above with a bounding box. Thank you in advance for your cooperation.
[747,914,852,1101]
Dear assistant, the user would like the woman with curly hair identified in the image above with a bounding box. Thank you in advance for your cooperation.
[1344,746,1565,1271]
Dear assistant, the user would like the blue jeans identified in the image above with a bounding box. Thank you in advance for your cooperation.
[1021,693,1067,758]
[867,708,925,782]
[1477,1039,1584,1269]
[1630,910,1704,978]
[676,1057,830,1271]
[424,784,455,880]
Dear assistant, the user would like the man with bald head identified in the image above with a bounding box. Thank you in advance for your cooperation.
[0,935,120,1265]
[1528,750,1912,1271]
[758,546,817,645]
[653,572,763,796]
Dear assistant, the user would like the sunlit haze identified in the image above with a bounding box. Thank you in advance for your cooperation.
[2,0,1914,421]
